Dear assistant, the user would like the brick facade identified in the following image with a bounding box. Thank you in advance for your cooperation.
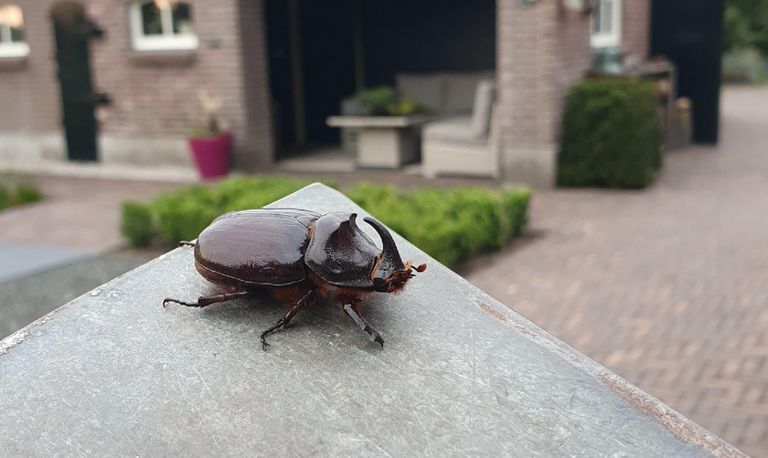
[621,0,651,60]
[497,0,592,187]
[1,0,649,187]
[0,0,273,168]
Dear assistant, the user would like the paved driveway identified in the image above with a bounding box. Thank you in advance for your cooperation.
[466,86,768,457]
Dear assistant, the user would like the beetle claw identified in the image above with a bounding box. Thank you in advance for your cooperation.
[162,297,181,308]
[373,333,384,348]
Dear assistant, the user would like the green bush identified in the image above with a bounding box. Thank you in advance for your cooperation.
[120,176,324,248]
[13,184,43,204]
[0,178,43,211]
[0,187,8,210]
[557,77,662,189]
[347,183,531,266]
[120,177,532,267]
[723,48,768,83]
[356,86,397,115]
[723,1,768,55]
[388,99,425,116]
[355,86,425,116]
[121,202,154,248]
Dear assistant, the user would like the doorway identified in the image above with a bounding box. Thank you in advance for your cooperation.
[651,0,724,144]
[264,0,497,161]
[51,2,102,161]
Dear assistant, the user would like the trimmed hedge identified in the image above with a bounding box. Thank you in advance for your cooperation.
[0,180,43,211]
[120,177,531,268]
[557,77,662,189]
[347,184,531,266]
[121,177,321,248]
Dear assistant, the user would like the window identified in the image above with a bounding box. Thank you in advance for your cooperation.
[590,0,622,48]
[0,4,29,58]
[130,0,197,51]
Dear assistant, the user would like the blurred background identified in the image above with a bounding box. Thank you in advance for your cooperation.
[1,0,767,455]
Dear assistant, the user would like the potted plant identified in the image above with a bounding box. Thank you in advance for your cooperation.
[188,90,231,180]
[355,86,425,116]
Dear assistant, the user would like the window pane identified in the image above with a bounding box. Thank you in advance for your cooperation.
[592,4,602,33]
[10,26,23,42]
[602,1,614,34]
[141,1,163,35]
[0,4,24,42]
[172,2,193,35]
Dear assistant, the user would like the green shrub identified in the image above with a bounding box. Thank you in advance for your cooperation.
[120,177,532,267]
[388,99,425,116]
[356,86,397,115]
[557,77,662,189]
[0,187,8,210]
[723,48,768,83]
[723,1,768,55]
[347,183,531,266]
[0,178,43,210]
[13,184,43,204]
[121,176,322,248]
[121,202,154,248]
[502,187,532,238]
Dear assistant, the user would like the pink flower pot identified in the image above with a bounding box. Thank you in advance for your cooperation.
[188,132,232,180]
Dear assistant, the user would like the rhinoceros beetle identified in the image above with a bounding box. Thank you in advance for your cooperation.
[163,208,426,349]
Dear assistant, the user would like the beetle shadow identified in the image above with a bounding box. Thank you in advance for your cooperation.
[180,285,390,350]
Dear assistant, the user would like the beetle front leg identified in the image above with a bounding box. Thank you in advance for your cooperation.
[163,290,251,308]
[260,289,315,350]
[343,302,384,348]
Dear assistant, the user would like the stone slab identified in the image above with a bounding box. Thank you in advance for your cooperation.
[0,184,741,457]
[0,242,89,283]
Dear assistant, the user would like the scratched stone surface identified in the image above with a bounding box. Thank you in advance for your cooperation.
[0,184,741,457]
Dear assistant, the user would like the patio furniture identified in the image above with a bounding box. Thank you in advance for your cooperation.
[326,115,433,168]
[337,71,494,159]
[421,80,498,178]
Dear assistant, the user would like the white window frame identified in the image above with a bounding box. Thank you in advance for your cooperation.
[0,5,29,58]
[590,0,622,49]
[129,0,198,52]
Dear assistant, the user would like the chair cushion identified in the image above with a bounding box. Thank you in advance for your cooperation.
[423,117,488,147]
[469,80,495,138]
[443,71,495,115]
[396,73,444,114]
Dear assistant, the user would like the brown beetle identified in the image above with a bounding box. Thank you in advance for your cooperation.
[163,208,426,349]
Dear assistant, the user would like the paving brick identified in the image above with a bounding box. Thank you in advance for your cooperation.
[467,86,768,457]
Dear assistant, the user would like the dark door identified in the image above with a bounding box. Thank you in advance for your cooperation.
[51,2,103,161]
[264,0,357,157]
[651,0,724,144]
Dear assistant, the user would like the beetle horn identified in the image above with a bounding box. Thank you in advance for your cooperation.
[363,217,405,271]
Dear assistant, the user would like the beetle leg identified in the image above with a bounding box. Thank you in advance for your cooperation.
[343,302,384,348]
[178,241,196,247]
[260,290,315,350]
[163,290,251,308]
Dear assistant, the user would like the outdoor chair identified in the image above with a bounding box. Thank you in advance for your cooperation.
[421,80,498,178]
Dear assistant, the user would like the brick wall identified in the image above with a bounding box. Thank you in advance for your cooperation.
[497,0,592,188]
[236,0,274,169]
[0,0,273,168]
[621,0,650,59]
[0,0,60,134]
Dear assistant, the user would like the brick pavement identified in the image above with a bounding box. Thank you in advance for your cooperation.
[465,86,768,457]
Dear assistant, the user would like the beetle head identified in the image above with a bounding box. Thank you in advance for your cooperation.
[364,217,426,293]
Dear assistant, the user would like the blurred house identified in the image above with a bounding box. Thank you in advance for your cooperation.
[0,0,653,186]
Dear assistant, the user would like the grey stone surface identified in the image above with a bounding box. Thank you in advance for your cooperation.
[0,242,89,283]
[0,251,153,340]
[0,184,741,457]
